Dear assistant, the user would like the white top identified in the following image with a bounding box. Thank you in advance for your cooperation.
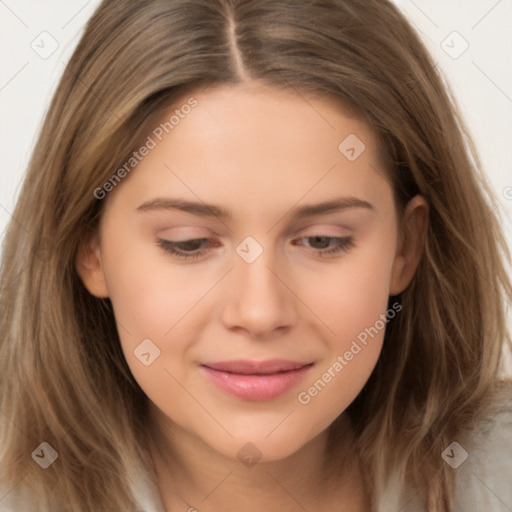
[1,382,511,511]
[376,381,512,511]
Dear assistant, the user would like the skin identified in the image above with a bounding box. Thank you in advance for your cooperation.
[77,81,429,511]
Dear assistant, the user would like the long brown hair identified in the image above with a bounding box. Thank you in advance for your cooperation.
[1,1,511,510]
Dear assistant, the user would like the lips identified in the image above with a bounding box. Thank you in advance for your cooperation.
[203,359,311,375]
[201,359,314,401]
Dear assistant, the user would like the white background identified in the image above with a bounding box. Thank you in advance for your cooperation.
[1,0,511,371]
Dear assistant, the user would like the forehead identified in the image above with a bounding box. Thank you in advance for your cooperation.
[105,83,393,220]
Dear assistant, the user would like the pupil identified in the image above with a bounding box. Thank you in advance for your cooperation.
[180,239,203,251]
[310,236,330,249]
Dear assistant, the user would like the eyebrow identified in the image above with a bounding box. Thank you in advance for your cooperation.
[136,196,374,221]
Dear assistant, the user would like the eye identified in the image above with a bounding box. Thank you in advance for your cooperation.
[157,235,354,261]
[156,238,218,261]
[292,235,355,258]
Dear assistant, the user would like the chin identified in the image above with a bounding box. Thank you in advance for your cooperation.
[204,427,317,466]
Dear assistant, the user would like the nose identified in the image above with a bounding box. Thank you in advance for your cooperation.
[220,246,299,339]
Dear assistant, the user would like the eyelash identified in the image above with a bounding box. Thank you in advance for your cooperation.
[156,235,355,261]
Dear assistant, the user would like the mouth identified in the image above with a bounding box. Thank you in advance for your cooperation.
[200,359,314,401]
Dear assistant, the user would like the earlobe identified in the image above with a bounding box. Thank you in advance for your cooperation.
[75,233,110,298]
[389,195,429,296]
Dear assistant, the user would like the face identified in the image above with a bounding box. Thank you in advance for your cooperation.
[78,82,427,463]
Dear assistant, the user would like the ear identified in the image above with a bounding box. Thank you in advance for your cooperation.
[75,231,110,298]
[389,195,429,296]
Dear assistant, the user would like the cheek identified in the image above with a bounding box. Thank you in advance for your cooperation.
[306,238,395,346]
[295,259,393,428]
[102,237,211,340]
[294,234,397,423]
[100,240,209,411]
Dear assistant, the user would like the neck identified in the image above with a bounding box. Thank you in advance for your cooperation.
[146,408,369,512]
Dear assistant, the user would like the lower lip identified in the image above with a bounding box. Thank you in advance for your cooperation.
[200,364,313,401]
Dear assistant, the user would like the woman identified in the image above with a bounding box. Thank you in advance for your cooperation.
[1,1,511,510]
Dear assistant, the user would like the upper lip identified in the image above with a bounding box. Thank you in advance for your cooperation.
[202,359,313,375]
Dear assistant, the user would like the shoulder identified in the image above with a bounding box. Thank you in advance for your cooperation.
[452,380,512,511]
[0,483,33,512]
[377,380,512,512]
[0,477,166,512]
[0,448,165,512]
